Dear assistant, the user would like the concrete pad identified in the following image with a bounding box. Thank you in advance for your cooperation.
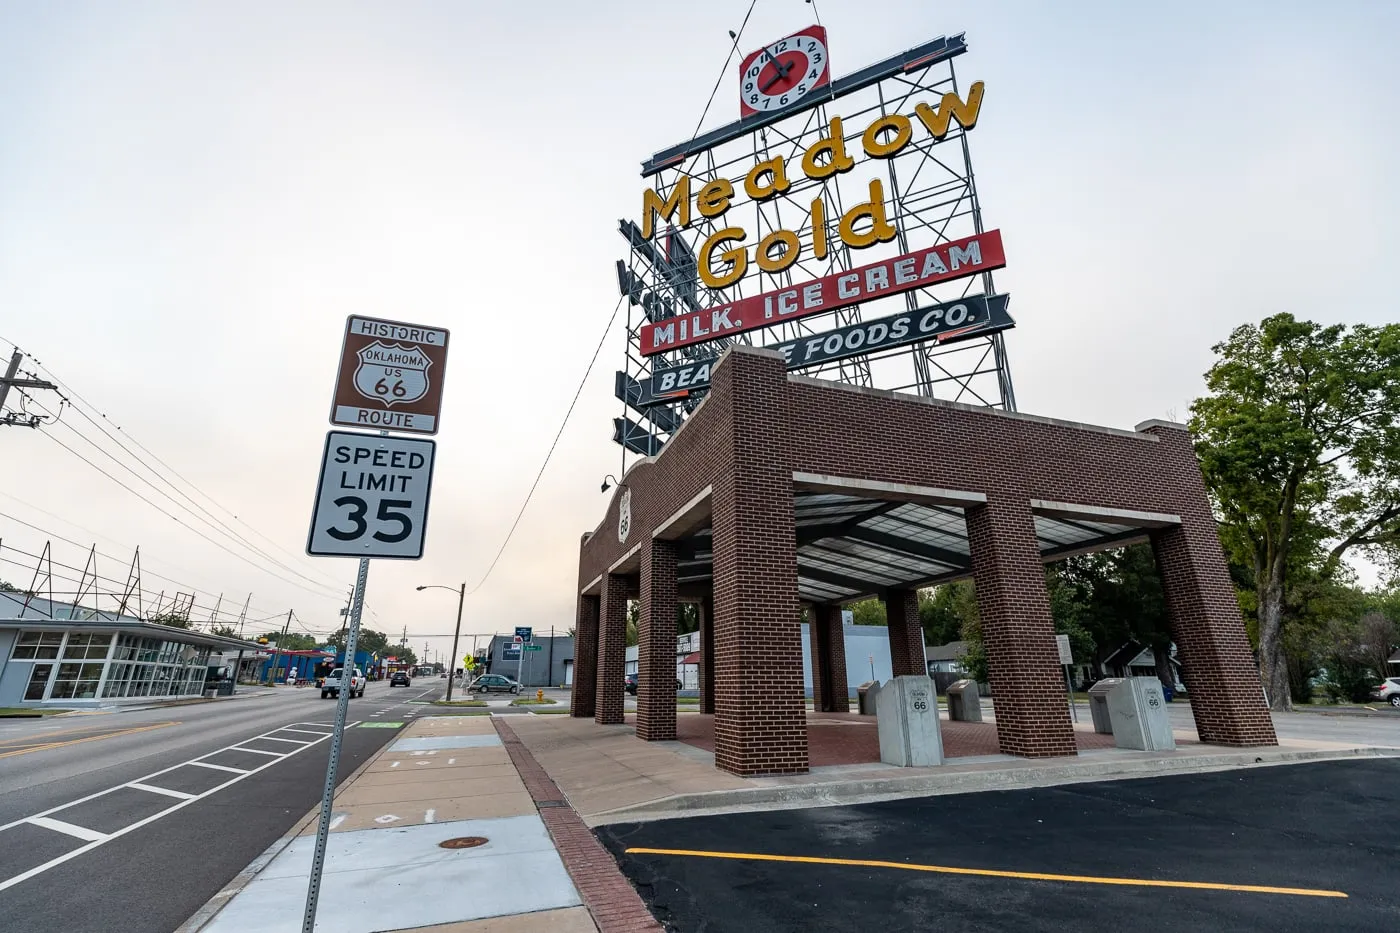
[334,776,510,807]
[391,735,501,752]
[207,830,580,933]
[387,907,597,932]
[370,747,511,772]
[304,790,539,834]
[352,763,519,787]
[408,716,499,735]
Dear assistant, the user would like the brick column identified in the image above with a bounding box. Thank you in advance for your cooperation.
[570,594,599,718]
[595,573,629,725]
[810,603,849,712]
[699,595,715,714]
[966,496,1077,758]
[884,588,926,677]
[710,348,807,775]
[637,539,679,741]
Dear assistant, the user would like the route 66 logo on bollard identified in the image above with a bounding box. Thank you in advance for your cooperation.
[354,342,431,406]
[618,487,632,543]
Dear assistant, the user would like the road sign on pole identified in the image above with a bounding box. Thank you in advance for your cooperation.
[330,316,450,436]
[1056,634,1077,722]
[304,317,444,933]
[515,626,533,643]
[307,431,436,559]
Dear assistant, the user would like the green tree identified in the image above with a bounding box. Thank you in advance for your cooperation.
[210,624,239,638]
[0,580,18,592]
[1191,314,1400,710]
[261,631,320,651]
[919,584,972,646]
[327,628,391,655]
[149,610,192,628]
[849,598,887,626]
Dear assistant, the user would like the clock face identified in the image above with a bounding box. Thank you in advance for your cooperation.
[739,25,830,118]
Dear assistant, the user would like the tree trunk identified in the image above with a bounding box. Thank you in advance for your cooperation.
[1151,643,1175,693]
[1257,578,1292,712]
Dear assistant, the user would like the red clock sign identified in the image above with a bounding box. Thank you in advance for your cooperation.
[739,25,831,118]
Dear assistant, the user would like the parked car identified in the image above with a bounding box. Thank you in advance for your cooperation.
[624,673,682,695]
[390,671,411,687]
[1368,677,1400,708]
[472,674,521,695]
[321,667,365,699]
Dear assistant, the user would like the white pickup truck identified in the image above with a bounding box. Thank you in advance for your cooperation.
[320,667,365,699]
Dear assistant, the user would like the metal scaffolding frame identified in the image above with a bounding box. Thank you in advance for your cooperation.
[614,33,1015,467]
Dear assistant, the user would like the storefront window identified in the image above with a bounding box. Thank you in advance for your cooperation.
[12,632,64,660]
[49,662,105,700]
[25,663,54,701]
[62,632,113,659]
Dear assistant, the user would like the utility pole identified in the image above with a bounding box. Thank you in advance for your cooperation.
[267,609,292,685]
[445,583,465,702]
[0,350,58,428]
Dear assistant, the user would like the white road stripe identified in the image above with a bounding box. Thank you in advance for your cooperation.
[279,727,332,736]
[189,762,248,775]
[0,719,358,893]
[127,783,197,801]
[260,736,313,745]
[28,817,107,843]
[228,746,286,757]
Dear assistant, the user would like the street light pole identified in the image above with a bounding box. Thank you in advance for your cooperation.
[446,583,465,702]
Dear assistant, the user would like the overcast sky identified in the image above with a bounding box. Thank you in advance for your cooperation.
[0,1,1395,659]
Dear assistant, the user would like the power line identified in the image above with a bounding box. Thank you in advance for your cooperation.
[691,0,761,144]
[465,292,627,597]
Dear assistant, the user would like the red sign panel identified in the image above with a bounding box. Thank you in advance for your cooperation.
[639,230,1005,356]
[739,25,831,118]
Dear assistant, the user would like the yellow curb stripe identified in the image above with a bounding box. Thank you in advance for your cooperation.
[623,848,1348,899]
[0,722,177,759]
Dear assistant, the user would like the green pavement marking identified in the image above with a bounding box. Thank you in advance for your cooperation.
[358,722,404,728]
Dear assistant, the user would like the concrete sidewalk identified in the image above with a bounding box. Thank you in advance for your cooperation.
[505,711,1400,826]
[191,714,660,933]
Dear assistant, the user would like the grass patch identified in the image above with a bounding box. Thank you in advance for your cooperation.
[530,707,572,714]
[432,699,488,707]
[0,707,73,717]
[676,697,701,704]
[509,697,558,706]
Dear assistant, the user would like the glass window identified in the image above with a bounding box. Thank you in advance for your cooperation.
[12,632,64,660]
[49,662,105,700]
[62,632,113,659]
[25,663,55,701]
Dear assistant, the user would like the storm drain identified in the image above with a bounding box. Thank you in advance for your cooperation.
[535,800,567,808]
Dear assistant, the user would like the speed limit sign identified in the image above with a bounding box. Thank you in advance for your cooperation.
[306,430,436,559]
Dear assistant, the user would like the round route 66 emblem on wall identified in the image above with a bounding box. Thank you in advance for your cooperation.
[618,488,632,543]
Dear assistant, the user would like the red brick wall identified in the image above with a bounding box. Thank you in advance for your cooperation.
[570,593,599,718]
[885,589,926,677]
[709,351,808,776]
[595,574,629,726]
[637,540,678,741]
[811,603,850,712]
[967,497,1078,757]
[699,595,715,714]
[574,345,1275,770]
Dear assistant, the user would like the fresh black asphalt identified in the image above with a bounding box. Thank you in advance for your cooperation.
[598,758,1400,933]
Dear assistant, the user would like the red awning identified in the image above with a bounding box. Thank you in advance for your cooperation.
[681,651,701,664]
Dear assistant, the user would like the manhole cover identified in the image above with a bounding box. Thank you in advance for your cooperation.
[439,836,489,849]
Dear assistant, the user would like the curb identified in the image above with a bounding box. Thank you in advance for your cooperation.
[174,723,406,933]
[586,745,1400,825]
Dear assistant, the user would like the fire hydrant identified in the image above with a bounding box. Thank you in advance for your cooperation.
[536,689,544,702]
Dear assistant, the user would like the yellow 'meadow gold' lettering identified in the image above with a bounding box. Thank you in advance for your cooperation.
[744,156,791,201]
[914,81,985,140]
[698,227,748,288]
[801,117,855,179]
[641,175,691,240]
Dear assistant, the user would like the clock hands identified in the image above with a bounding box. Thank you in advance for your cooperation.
[759,47,796,93]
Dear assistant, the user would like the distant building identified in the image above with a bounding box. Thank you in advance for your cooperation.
[926,640,969,674]
[482,632,573,687]
[0,593,266,707]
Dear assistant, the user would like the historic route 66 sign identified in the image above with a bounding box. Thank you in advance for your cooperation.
[331,316,450,436]
[617,487,632,543]
[353,342,431,407]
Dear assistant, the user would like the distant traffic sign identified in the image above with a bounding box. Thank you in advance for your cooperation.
[307,430,436,559]
[524,644,543,652]
[515,626,533,643]
[331,316,450,436]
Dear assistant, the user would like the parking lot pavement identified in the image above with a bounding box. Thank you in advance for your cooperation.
[598,758,1400,933]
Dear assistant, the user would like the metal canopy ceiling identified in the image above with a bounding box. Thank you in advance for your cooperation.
[675,492,1148,604]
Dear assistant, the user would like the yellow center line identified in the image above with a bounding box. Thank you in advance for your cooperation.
[623,848,1348,899]
[0,721,178,759]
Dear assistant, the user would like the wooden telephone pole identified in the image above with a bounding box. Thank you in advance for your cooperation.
[0,350,58,428]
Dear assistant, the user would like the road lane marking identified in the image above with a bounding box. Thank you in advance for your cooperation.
[623,849,1350,899]
[189,762,248,774]
[0,719,358,893]
[127,782,197,800]
[280,728,332,736]
[0,721,177,759]
[261,736,313,745]
[28,817,108,843]
[228,746,284,757]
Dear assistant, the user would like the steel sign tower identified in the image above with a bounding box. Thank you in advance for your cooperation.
[614,31,1016,463]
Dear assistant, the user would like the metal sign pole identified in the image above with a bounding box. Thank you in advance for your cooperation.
[1064,665,1078,722]
[302,556,369,933]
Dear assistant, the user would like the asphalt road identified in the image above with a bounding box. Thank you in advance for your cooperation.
[600,758,1400,933]
[0,678,445,933]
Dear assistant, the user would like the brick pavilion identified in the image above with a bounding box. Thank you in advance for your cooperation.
[571,346,1276,776]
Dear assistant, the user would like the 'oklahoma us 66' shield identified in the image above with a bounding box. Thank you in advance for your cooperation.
[331,316,450,436]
